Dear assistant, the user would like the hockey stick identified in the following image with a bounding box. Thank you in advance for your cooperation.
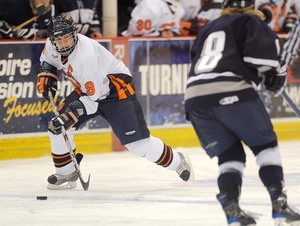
[12,2,51,33]
[279,19,300,118]
[12,16,38,33]
[48,92,91,191]
[281,90,300,117]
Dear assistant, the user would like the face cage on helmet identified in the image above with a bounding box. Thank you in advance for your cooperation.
[50,30,78,57]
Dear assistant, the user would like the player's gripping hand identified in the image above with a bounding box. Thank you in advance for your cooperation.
[36,72,58,101]
[264,67,287,97]
[48,100,86,135]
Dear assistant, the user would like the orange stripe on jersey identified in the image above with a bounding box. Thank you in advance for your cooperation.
[108,75,135,100]
[159,22,175,30]
[110,77,127,99]
[111,76,135,95]
[61,57,68,64]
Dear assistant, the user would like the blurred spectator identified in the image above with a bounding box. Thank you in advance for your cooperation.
[181,0,201,21]
[0,0,52,39]
[196,0,222,31]
[117,0,136,36]
[257,0,300,33]
[53,0,102,38]
[180,0,223,35]
[122,0,185,38]
[179,0,201,35]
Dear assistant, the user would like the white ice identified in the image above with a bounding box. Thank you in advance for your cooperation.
[1,140,300,226]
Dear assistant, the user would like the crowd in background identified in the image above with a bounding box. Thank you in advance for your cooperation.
[0,0,299,40]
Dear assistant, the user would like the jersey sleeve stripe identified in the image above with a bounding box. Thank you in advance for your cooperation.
[243,57,279,67]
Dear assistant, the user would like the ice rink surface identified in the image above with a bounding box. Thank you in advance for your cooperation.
[1,140,300,226]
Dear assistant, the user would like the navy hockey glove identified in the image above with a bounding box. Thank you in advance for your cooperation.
[48,100,86,135]
[264,67,287,97]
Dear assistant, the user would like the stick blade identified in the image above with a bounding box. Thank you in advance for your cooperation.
[79,174,91,191]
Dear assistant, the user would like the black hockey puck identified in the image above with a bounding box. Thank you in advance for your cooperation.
[36,196,47,200]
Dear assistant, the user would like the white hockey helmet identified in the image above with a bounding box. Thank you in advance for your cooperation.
[164,0,183,13]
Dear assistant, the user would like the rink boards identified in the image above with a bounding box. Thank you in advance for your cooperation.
[0,37,300,160]
[1,121,300,160]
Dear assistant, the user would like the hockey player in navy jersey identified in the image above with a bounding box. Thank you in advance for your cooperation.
[0,0,52,39]
[36,14,193,190]
[184,0,300,225]
[53,0,102,38]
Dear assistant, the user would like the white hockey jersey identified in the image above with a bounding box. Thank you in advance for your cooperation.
[122,0,185,36]
[197,1,222,29]
[181,0,201,21]
[40,34,132,115]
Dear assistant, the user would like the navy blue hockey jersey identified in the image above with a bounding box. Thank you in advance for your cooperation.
[54,0,100,37]
[185,13,280,111]
[0,0,50,39]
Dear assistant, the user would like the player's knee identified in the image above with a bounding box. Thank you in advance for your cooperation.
[125,136,164,162]
[219,161,245,176]
[255,146,282,167]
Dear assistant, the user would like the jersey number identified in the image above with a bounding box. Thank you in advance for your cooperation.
[137,20,152,31]
[85,81,95,96]
[194,31,225,74]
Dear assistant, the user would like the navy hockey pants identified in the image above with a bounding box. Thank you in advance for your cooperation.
[57,90,150,145]
[188,98,277,160]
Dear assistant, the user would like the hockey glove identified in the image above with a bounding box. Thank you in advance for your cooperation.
[0,20,13,38]
[48,100,86,135]
[36,71,58,101]
[264,67,287,97]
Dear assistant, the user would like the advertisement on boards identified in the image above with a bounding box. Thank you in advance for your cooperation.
[0,37,299,135]
[130,38,193,125]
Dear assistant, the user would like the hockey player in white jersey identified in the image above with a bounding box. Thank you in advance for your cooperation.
[36,13,193,190]
[179,0,201,35]
[197,0,223,30]
[122,0,185,37]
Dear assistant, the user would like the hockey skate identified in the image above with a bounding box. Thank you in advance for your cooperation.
[271,193,300,226]
[175,152,194,181]
[217,193,257,226]
[47,153,83,190]
[47,171,78,190]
